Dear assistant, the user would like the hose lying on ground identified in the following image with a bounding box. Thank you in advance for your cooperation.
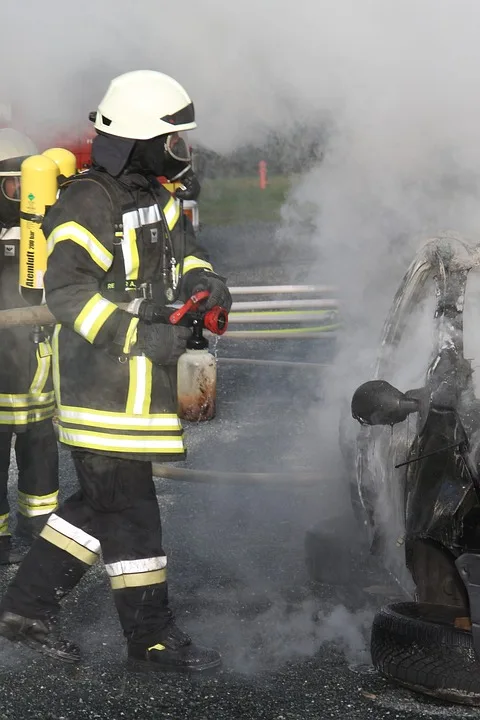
[218,357,329,368]
[51,419,323,485]
[152,464,323,485]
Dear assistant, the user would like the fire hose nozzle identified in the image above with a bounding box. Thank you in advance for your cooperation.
[169,290,229,335]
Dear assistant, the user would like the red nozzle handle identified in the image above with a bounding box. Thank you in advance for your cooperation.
[169,290,229,335]
[169,290,210,325]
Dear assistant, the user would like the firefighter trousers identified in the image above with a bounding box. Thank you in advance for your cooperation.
[0,419,59,536]
[0,450,170,649]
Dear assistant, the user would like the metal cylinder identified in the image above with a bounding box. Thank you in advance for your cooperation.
[19,154,59,306]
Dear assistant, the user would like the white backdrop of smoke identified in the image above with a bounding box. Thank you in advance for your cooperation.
[4,0,480,658]
[278,1,480,493]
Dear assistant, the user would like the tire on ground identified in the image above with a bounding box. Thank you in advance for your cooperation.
[371,602,480,705]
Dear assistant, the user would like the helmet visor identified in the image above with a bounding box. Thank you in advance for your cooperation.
[165,132,191,163]
[1,175,20,202]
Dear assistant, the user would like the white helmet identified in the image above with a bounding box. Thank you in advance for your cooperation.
[92,70,197,140]
[0,129,37,224]
[0,128,37,166]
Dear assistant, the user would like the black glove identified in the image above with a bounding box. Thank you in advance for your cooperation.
[138,322,191,366]
[182,269,232,312]
[175,168,201,202]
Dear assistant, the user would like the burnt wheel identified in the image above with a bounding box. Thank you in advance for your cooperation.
[371,602,480,705]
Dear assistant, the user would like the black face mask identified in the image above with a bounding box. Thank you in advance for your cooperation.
[126,136,168,177]
[91,134,136,177]
[91,133,190,180]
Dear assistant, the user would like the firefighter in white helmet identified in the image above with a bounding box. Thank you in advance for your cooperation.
[0,129,58,564]
[0,71,231,673]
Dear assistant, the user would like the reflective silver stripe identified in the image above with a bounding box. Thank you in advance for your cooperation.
[138,206,160,225]
[127,355,152,416]
[105,556,167,577]
[46,514,101,554]
[18,504,57,518]
[74,294,117,343]
[0,392,54,407]
[0,407,55,425]
[18,490,58,517]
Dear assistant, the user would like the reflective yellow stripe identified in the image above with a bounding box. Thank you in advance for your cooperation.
[0,392,54,408]
[29,344,52,395]
[122,210,146,281]
[123,317,139,355]
[126,356,152,416]
[47,222,113,271]
[73,293,117,344]
[52,325,61,406]
[57,427,185,453]
[163,196,180,230]
[57,406,181,432]
[18,490,59,517]
[110,568,167,590]
[18,490,58,505]
[0,513,8,536]
[18,503,58,518]
[40,514,100,565]
[0,407,55,425]
[41,525,99,565]
[126,228,140,281]
[176,256,213,281]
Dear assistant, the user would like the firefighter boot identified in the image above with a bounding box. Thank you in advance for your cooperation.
[127,623,221,674]
[0,536,27,565]
[15,513,50,543]
[0,611,81,663]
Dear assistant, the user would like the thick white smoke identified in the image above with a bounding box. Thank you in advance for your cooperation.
[3,0,480,652]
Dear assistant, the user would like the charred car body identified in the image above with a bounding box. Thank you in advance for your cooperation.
[350,233,480,704]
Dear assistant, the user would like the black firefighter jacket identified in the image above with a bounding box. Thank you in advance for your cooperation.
[0,226,54,432]
[42,170,213,462]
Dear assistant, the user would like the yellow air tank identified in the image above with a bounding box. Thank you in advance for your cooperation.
[42,147,77,180]
[19,154,59,306]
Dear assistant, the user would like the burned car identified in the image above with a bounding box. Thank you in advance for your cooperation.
[350,233,480,705]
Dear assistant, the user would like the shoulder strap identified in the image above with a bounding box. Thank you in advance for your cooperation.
[58,170,127,296]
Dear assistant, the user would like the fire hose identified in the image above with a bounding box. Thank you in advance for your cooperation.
[15,292,325,485]
[0,291,229,334]
[151,464,323,486]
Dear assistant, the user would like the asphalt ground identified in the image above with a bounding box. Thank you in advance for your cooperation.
[0,223,475,720]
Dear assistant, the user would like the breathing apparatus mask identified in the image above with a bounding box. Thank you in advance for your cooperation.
[91,128,192,180]
[0,157,24,229]
[125,131,192,179]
